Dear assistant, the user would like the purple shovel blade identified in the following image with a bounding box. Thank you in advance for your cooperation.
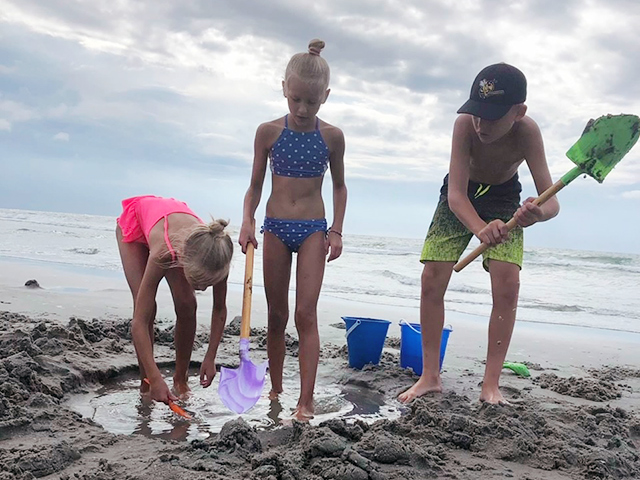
[218,338,268,414]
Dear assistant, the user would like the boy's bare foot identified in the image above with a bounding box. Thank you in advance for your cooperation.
[292,404,314,421]
[397,376,442,404]
[479,386,511,405]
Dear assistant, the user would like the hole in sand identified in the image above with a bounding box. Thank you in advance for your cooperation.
[66,360,402,442]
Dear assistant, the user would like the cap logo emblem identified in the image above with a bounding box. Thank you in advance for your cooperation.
[479,79,504,99]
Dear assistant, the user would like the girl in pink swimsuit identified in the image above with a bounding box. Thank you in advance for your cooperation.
[116,195,233,404]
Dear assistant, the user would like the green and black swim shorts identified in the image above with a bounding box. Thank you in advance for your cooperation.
[420,173,523,271]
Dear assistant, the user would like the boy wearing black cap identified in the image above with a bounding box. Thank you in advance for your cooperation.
[399,63,560,405]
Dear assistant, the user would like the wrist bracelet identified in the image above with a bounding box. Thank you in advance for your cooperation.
[328,229,342,237]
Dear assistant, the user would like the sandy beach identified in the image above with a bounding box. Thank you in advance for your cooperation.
[1,258,640,479]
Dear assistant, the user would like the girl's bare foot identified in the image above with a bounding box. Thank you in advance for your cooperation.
[268,389,282,401]
[172,381,191,399]
[479,385,511,405]
[140,379,150,394]
[397,376,442,404]
[292,404,314,421]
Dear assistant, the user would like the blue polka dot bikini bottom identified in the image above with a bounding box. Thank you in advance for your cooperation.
[261,217,327,253]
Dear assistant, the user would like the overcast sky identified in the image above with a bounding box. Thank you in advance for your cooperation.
[1,0,639,253]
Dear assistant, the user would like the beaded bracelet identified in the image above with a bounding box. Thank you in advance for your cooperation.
[328,229,342,237]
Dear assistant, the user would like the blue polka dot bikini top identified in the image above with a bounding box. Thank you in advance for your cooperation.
[270,115,330,178]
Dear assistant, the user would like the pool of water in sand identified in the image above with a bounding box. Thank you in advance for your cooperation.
[66,361,403,442]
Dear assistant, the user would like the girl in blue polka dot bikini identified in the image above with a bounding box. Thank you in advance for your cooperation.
[239,38,347,421]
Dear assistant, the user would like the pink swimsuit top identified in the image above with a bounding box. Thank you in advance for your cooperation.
[117,195,202,260]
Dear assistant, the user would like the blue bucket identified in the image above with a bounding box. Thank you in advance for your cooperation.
[400,321,452,375]
[342,317,391,369]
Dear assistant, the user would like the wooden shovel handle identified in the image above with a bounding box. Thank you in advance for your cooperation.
[240,243,254,339]
[453,179,566,272]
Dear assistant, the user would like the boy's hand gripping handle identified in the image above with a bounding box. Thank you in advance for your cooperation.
[453,179,565,272]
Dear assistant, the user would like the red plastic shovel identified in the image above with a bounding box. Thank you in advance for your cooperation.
[142,378,192,419]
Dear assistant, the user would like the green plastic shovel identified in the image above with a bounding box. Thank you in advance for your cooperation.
[503,362,531,377]
[454,114,640,272]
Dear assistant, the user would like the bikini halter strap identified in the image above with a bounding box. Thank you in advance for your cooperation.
[163,215,177,261]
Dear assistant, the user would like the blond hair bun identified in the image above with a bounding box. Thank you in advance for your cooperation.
[308,39,325,56]
[207,218,229,235]
[284,38,330,91]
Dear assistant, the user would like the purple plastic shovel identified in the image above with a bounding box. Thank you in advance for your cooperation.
[218,244,268,414]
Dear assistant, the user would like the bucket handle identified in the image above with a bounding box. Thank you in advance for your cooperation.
[345,319,362,339]
[399,319,453,334]
[399,319,420,335]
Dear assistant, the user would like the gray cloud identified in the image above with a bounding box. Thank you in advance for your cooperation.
[1,0,640,252]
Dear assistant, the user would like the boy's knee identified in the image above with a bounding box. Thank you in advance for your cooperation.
[421,265,449,300]
[492,271,520,305]
[496,279,519,296]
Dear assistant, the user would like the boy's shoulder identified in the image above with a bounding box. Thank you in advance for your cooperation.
[513,114,541,135]
[511,115,544,151]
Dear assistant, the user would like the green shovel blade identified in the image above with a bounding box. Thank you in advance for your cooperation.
[565,114,640,183]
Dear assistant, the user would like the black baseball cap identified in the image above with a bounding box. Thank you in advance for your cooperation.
[457,63,527,120]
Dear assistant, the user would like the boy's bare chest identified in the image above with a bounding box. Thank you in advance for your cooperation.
[468,140,525,184]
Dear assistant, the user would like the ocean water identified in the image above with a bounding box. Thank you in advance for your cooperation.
[1,207,639,334]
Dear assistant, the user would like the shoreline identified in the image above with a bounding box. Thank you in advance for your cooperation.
[4,253,640,333]
[3,256,640,371]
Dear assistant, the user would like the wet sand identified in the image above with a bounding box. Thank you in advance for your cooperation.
[1,259,640,479]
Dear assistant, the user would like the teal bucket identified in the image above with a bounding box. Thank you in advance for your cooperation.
[400,321,452,375]
[342,317,391,369]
